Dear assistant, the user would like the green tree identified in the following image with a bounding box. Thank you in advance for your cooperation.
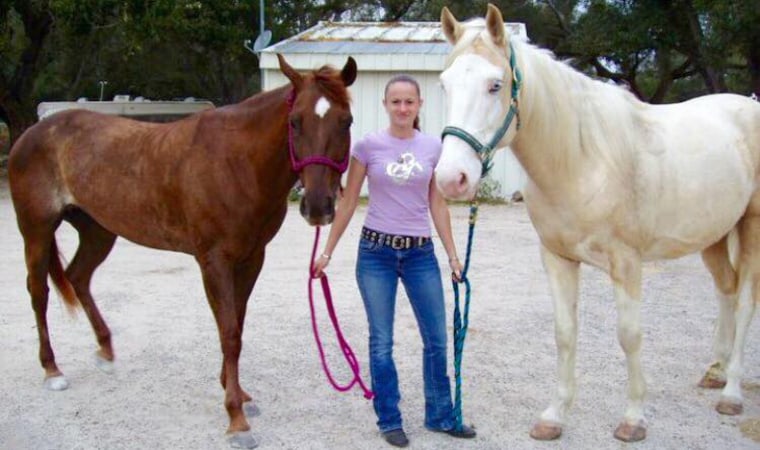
[698,0,760,95]
[49,0,259,105]
[0,0,380,149]
[541,0,757,102]
[0,0,54,148]
[2,0,758,153]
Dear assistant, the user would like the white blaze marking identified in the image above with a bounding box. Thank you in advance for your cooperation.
[314,97,331,118]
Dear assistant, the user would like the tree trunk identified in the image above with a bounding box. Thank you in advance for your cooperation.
[2,100,37,150]
[0,1,54,152]
[681,0,726,93]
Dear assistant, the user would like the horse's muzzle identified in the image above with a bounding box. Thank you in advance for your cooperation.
[435,168,477,201]
[300,195,336,226]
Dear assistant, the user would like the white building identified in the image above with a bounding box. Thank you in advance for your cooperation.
[259,21,528,199]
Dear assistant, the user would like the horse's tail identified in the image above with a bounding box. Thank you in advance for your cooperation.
[48,238,80,315]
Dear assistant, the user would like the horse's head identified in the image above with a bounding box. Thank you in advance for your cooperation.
[436,4,521,201]
[278,54,357,225]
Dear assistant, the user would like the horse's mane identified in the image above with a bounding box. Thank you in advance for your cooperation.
[517,40,652,178]
[311,65,352,107]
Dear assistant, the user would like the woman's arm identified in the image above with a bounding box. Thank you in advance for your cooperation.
[312,156,367,277]
[429,174,463,280]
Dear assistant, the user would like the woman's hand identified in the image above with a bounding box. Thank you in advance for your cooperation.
[449,256,463,282]
[312,253,331,278]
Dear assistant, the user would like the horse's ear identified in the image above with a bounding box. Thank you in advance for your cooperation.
[341,57,357,87]
[277,53,303,91]
[440,6,463,45]
[485,3,507,48]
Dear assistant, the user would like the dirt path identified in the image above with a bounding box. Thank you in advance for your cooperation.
[1,178,759,449]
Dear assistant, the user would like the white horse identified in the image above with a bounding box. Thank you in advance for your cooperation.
[435,3,760,443]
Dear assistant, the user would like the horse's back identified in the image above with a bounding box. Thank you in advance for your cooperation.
[9,109,202,249]
[644,93,760,191]
[681,92,759,112]
[527,92,760,262]
[10,108,183,197]
[10,109,174,175]
[630,94,760,258]
[653,93,760,144]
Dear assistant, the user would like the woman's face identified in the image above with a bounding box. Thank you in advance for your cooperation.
[383,81,422,130]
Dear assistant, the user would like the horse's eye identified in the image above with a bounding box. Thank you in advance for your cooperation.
[289,116,302,132]
[488,80,503,94]
[341,115,353,130]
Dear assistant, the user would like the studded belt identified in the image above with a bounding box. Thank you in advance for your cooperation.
[361,227,431,250]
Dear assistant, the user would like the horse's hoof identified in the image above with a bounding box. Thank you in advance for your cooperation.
[530,421,562,440]
[716,398,743,415]
[614,421,646,442]
[698,376,726,389]
[698,363,726,389]
[44,375,69,391]
[244,402,261,417]
[95,352,115,374]
[227,431,258,449]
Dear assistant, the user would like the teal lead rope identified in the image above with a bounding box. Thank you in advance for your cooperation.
[452,202,479,432]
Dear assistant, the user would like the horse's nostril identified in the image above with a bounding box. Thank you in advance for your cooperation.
[457,172,468,190]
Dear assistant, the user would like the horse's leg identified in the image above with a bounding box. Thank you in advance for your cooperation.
[699,235,738,389]
[219,249,265,418]
[530,246,580,441]
[19,220,68,389]
[608,249,645,442]
[197,250,257,449]
[716,214,760,415]
[65,210,118,372]
[28,234,65,389]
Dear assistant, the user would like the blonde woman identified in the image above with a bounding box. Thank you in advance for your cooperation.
[314,74,475,447]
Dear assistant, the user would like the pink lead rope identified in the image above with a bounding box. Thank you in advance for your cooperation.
[287,88,371,398]
[308,226,374,399]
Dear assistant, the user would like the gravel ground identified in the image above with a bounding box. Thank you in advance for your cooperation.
[1,177,759,450]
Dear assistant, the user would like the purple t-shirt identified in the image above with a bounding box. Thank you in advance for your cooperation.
[352,129,442,236]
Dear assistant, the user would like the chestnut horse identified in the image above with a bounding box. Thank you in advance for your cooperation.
[8,54,357,448]
[435,3,760,444]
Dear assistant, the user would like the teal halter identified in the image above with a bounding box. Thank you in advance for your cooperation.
[441,42,522,177]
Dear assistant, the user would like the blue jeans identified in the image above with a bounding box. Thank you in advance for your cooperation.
[356,237,455,433]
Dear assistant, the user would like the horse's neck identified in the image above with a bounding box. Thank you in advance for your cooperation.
[509,45,639,194]
[509,45,582,186]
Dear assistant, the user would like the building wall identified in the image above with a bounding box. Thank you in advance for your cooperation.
[262,53,526,199]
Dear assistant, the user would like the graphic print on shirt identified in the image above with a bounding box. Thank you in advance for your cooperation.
[386,151,423,185]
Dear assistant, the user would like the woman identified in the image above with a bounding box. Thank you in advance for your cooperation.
[313,74,476,447]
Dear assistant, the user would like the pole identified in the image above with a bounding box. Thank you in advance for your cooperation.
[98,81,108,101]
[259,0,266,90]
[259,0,264,35]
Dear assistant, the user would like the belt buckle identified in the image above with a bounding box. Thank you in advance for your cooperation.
[391,235,406,250]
